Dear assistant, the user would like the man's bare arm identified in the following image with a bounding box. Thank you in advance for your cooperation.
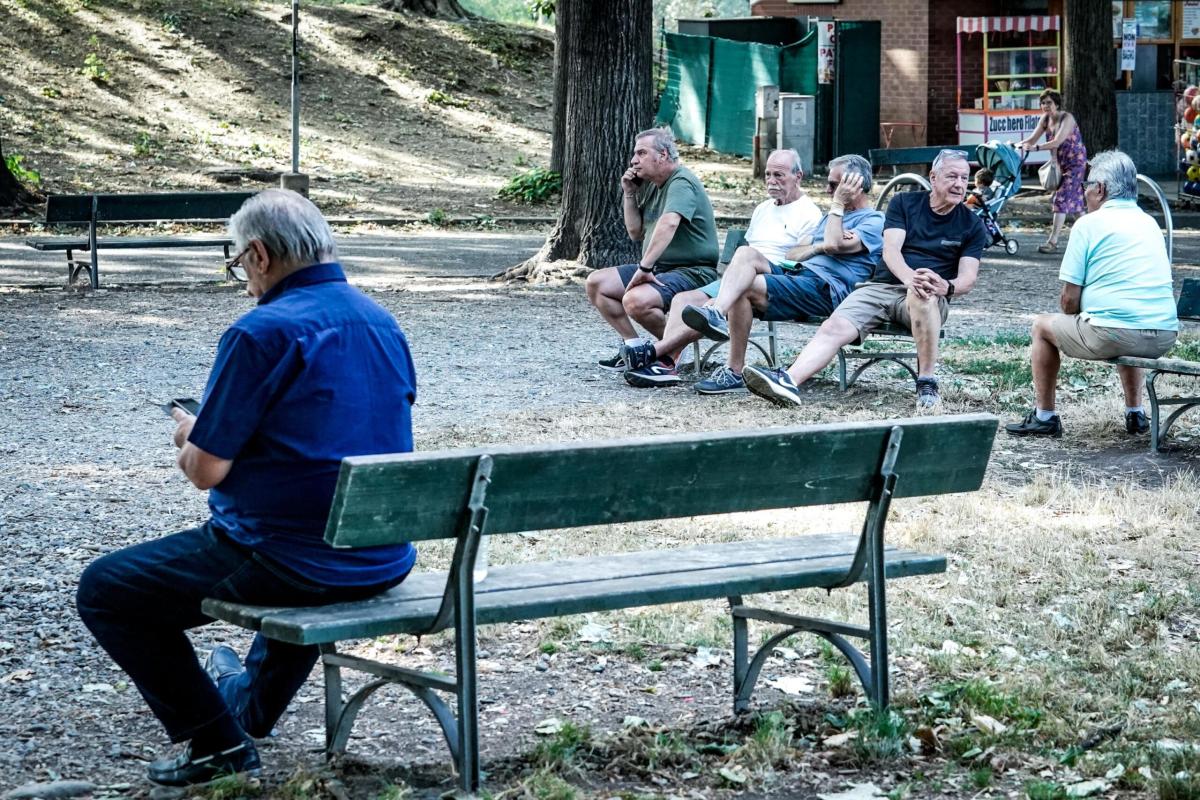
[172,410,233,490]
[1060,282,1082,315]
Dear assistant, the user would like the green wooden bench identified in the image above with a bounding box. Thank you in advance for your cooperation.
[1109,277,1200,453]
[694,230,942,390]
[201,414,997,792]
[868,145,971,176]
[26,192,256,288]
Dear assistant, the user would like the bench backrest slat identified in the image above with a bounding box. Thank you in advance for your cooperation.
[869,146,971,169]
[1177,277,1200,321]
[325,414,997,548]
[45,192,257,224]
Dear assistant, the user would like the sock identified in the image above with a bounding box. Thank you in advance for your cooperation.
[1035,408,1056,422]
[189,714,247,757]
[623,338,642,347]
[1125,406,1144,415]
[661,354,675,368]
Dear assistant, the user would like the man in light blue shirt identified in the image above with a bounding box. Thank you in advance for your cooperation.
[1007,150,1178,438]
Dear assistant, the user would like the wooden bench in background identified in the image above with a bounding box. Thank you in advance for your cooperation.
[868,145,971,176]
[1110,277,1200,453]
[26,191,256,288]
[202,415,998,793]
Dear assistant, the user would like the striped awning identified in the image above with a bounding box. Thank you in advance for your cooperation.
[956,16,1060,34]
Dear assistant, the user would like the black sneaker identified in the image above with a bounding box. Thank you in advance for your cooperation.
[624,361,681,388]
[915,377,940,408]
[1005,410,1063,438]
[147,740,261,787]
[681,304,730,342]
[1125,409,1150,434]
[598,351,627,372]
[743,365,804,407]
[620,339,659,371]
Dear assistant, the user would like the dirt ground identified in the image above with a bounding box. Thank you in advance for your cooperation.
[3,225,1200,799]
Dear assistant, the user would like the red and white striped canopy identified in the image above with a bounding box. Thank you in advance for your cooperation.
[956,16,1060,35]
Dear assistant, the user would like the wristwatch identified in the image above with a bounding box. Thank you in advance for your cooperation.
[945,281,956,299]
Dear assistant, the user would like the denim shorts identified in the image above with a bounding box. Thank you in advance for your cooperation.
[617,263,720,307]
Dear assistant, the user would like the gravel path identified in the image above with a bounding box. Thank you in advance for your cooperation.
[3,228,1200,796]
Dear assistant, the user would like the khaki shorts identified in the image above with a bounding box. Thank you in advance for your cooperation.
[1048,315,1177,361]
[833,282,949,344]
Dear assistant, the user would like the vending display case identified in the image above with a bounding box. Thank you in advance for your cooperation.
[956,16,1061,165]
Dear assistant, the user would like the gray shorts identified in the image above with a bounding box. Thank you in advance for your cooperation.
[833,282,949,343]
[1048,314,1177,361]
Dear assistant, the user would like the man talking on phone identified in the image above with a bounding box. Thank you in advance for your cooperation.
[76,190,418,786]
[586,126,721,371]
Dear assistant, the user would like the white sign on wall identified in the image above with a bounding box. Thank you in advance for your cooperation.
[986,113,1044,141]
[817,21,836,85]
[1120,19,1137,71]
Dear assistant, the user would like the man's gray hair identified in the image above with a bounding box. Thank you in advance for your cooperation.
[930,148,969,175]
[828,153,873,193]
[229,189,338,266]
[768,148,804,176]
[636,127,679,162]
[1087,149,1138,200]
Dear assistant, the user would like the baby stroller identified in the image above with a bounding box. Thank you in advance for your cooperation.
[970,141,1025,255]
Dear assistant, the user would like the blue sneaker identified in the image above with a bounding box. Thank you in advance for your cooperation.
[619,340,659,371]
[743,365,804,407]
[695,365,747,395]
[682,304,730,342]
[624,361,681,388]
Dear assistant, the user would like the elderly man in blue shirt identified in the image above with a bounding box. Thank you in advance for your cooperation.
[1006,150,1179,438]
[76,190,418,786]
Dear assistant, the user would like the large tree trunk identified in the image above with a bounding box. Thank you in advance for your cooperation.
[501,0,652,281]
[549,0,569,174]
[0,137,40,213]
[1063,0,1117,153]
[379,0,471,18]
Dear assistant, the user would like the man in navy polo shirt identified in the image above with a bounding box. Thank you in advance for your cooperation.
[76,190,417,786]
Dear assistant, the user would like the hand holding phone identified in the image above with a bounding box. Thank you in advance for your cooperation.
[160,398,200,417]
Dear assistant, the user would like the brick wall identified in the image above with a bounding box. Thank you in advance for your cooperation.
[1117,91,1175,177]
[927,0,993,145]
[751,0,930,144]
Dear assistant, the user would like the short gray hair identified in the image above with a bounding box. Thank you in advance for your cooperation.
[636,127,679,162]
[768,148,804,176]
[1087,149,1138,200]
[229,189,338,267]
[828,153,873,193]
[931,148,969,174]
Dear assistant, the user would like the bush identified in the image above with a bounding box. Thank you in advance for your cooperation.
[5,154,41,188]
[497,167,562,205]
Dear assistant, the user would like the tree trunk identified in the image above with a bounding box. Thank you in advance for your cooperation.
[378,0,471,18]
[549,0,569,174]
[500,0,653,281]
[1063,0,1117,153]
[0,136,40,213]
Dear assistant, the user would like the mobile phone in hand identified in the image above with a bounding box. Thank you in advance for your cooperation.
[160,398,200,417]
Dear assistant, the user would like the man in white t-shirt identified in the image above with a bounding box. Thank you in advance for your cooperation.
[620,148,821,389]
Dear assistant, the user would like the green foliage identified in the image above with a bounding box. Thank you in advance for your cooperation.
[132,131,159,158]
[498,167,561,204]
[82,52,111,83]
[1025,781,1067,800]
[426,208,449,226]
[161,10,182,32]
[521,770,577,800]
[375,782,413,800]
[526,0,554,19]
[41,86,61,98]
[846,707,911,765]
[198,772,263,800]
[970,767,993,789]
[533,721,592,769]
[427,90,470,108]
[4,154,41,188]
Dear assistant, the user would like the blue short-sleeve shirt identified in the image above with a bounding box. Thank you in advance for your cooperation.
[188,262,418,586]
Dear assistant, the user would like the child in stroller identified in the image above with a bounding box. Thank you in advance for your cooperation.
[969,142,1024,255]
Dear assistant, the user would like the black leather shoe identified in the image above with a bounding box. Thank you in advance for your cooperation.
[204,645,244,686]
[1005,410,1063,438]
[1125,409,1150,434]
[147,740,261,786]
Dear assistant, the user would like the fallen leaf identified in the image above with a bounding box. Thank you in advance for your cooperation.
[622,715,648,728]
[717,767,748,785]
[971,713,1008,735]
[1065,779,1109,797]
[534,718,563,735]
[689,647,722,669]
[823,730,859,747]
[766,675,814,695]
[817,782,884,799]
[575,622,611,643]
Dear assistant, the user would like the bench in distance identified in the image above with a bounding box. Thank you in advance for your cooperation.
[26,191,256,288]
[202,414,998,793]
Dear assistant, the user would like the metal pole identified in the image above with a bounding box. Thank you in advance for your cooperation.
[291,0,300,173]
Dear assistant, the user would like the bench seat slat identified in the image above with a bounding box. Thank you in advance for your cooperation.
[26,236,233,251]
[202,535,945,645]
[1111,355,1200,376]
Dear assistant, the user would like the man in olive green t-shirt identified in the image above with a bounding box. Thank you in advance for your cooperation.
[585,127,720,372]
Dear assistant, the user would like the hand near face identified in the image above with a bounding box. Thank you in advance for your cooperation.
[832,172,863,206]
[621,168,641,195]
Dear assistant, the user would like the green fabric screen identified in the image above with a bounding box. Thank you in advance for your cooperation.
[657,33,712,147]
[707,39,780,156]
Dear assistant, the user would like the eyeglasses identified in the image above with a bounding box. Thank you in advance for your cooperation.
[225,245,250,283]
[826,180,840,191]
[1082,179,1099,189]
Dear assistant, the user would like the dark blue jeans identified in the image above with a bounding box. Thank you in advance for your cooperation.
[76,521,405,743]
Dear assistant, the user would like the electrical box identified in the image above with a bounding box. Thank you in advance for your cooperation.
[776,93,815,175]
[756,85,780,120]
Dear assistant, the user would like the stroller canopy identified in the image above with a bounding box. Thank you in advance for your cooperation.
[976,141,1023,194]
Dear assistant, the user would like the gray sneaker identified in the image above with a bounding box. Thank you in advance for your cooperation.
[682,304,730,342]
[915,377,940,408]
[743,365,804,407]
[695,365,747,395]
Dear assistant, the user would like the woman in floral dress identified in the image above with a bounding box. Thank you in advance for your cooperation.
[1016,90,1087,254]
